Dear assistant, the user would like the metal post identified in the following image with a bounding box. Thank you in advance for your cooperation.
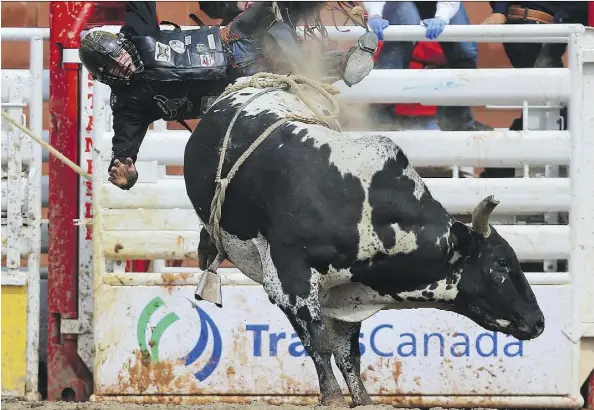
[24,35,43,401]
[567,30,594,404]
[5,95,24,286]
[74,63,95,375]
[525,102,561,273]
[48,1,95,401]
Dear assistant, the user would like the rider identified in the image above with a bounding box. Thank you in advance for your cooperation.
[78,1,378,190]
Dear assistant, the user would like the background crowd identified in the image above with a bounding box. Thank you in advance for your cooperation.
[360,1,589,180]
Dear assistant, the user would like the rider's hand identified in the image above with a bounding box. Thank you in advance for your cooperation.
[482,13,507,25]
[368,15,389,41]
[108,158,138,189]
[421,18,446,40]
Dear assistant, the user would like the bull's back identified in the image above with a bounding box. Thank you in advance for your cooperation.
[184,84,340,227]
[184,84,449,261]
[183,85,328,236]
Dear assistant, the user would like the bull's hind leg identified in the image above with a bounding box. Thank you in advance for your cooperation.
[277,304,346,406]
[327,318,372,406]
[257,243,346,406]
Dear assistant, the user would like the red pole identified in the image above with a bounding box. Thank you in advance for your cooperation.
[589,2,594,26]
[48,1,95,401]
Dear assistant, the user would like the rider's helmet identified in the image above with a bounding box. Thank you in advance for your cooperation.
[78,30,144,86]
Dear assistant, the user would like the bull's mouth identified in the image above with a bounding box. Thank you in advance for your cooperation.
[465,304,542,341]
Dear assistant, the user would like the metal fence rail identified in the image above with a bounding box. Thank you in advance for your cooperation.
[1,32,44,401]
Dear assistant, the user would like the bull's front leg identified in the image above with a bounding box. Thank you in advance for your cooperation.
[259,247,346,406]
[326,318,372,406]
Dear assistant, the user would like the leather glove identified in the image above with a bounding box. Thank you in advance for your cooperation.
[368,15,389,41]
[422,18,446,40]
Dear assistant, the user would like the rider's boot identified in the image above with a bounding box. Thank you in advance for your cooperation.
[229,2,378,86]
[342,31,378,86]
[321,31,378,87]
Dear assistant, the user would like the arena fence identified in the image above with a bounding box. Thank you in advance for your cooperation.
[1,31,45,400]
[2,20,593,407]
[78,24,594,407]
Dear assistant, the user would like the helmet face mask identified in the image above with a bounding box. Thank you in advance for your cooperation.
[79,31,144,86]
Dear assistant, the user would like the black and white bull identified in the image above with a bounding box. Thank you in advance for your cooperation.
[183,79,545,406]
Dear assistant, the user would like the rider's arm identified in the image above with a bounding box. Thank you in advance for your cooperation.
[110,92,154,166]
[363,1,385,18]
[434,1,461,24]
[120,1,160,38]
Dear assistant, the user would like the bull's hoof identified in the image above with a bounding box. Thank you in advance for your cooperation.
[343,31,378,87]
[195,270,223,308]
[320,395,348,407]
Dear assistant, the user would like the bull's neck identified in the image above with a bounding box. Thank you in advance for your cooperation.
[392,267,462,305]
[392,218,464,304]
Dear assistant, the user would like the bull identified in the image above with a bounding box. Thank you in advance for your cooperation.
[183,75,545,407]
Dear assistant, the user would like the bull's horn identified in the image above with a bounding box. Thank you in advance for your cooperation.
[471,195,500,237]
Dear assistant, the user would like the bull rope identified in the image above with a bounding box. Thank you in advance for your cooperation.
[1,110,92,181]
[206,72,340,271]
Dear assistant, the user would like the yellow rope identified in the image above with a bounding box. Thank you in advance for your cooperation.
[207,73,340,264]
[1,110,92,181]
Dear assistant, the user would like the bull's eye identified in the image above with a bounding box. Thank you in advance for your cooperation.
[497,260,508,268]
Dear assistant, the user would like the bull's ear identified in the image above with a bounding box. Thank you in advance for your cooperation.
[450,221,477,257]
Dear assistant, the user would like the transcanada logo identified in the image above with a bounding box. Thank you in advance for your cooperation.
[246,324,524,358]
[137,296,222,381]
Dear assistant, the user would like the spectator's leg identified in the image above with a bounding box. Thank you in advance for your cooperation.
[502,19,564,131]
[370,2,420,127]
[376,2,421,69]
[480,18,540,178]
[502,20,543,68]
[436,5,493,131]
[534,43,567,68]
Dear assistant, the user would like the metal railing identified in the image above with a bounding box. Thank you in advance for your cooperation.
[1,28,45,400]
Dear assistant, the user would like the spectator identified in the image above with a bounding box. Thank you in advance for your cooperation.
[365,1,493,132]
[480,2,588,179]
[483,2,588,70]
[373,40,446,131]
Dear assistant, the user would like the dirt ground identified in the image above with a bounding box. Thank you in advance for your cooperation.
[0,397,484,410]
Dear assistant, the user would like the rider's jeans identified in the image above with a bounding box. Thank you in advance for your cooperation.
[230,38,269,76]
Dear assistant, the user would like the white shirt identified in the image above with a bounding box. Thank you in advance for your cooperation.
[363,1,461,24]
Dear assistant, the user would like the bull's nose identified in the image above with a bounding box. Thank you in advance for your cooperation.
[533,316,545,336]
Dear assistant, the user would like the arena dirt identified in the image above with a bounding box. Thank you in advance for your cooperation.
[1,397,499,410]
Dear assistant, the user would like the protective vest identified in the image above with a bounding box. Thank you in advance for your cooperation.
[133,22,229,82]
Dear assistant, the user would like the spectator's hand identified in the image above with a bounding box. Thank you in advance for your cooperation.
[422,18,446,40]
[368,15,389,41]
[482,13,507,24]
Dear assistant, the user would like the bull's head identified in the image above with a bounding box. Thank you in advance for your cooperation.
[450,195,545,341]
